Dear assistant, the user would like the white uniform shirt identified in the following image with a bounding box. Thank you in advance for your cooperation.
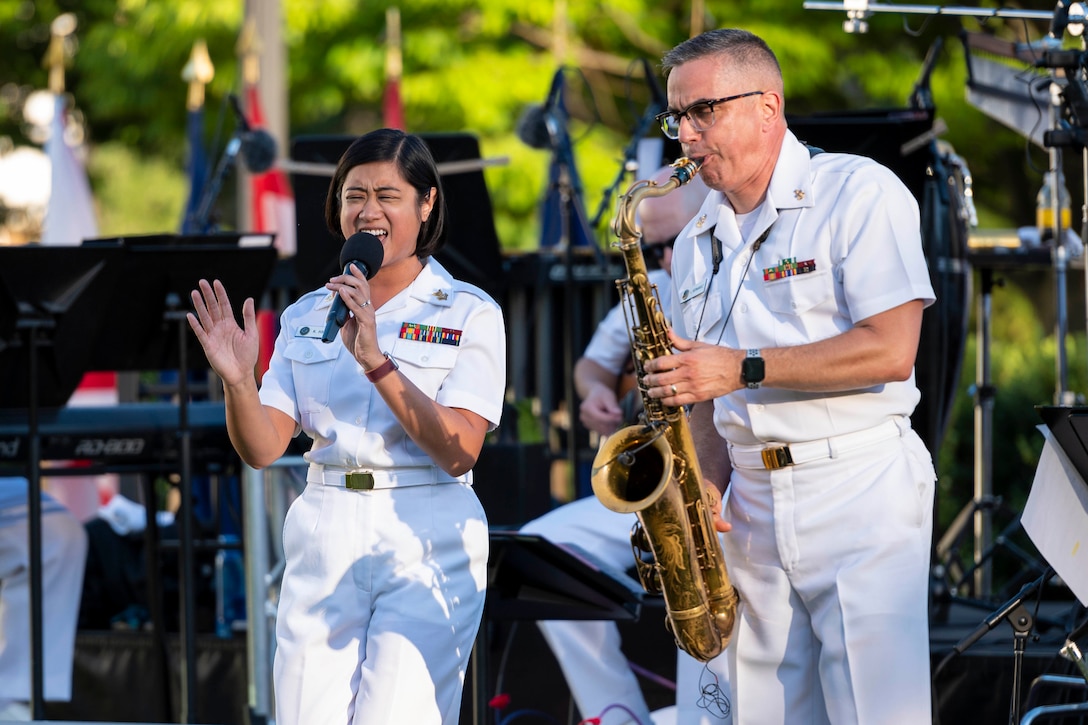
[259,258,506,473]
[0,478,66,523]
[670,130,935,446]
[583,268,671,374]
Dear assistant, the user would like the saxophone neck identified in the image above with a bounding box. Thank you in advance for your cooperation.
[613,158,702,246]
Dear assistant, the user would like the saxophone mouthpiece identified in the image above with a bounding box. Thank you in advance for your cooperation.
[670,157,702,186]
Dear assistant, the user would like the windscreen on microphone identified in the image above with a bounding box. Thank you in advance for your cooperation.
[516,105,552,149]
[241,129,278,173]
[340,232,385,278]
[321,233,385,343]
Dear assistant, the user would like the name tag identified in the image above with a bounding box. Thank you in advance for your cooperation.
[680,280,708,303]
[296,325,324,339]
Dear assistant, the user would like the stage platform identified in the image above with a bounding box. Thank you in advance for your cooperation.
[29,598,1084,724]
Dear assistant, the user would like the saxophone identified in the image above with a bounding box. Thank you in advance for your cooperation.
[591,158,738,662]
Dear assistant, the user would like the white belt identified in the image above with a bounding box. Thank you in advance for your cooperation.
[307,463,467,490]
[728,418,905,471]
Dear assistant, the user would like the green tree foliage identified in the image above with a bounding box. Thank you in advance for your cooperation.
[0,0,1064,245]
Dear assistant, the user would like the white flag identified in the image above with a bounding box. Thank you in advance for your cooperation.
[42,94,98,245]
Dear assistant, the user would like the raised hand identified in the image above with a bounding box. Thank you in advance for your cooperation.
[187,278,260,387]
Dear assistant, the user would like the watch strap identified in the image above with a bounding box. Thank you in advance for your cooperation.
[365,353,399,383]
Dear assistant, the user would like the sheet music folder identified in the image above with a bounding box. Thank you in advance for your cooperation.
[80,232,277,371]
[486,530,644,622]
[1037,406,1088,492]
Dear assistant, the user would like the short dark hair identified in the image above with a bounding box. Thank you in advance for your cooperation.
[324,129,448,259]
[661,28,781,79]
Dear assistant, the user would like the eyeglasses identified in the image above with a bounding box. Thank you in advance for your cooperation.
[655,91,764,140]
[647,237,676,262]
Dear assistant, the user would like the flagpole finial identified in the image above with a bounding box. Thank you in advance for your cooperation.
[182,40,216,111]
[237,17,263,86]
[44,13,78,94]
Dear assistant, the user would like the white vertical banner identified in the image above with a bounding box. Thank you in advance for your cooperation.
[41,94,98,246]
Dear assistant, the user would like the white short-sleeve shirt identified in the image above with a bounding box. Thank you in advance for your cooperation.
[669,130,936,445]
[259,258,506,471]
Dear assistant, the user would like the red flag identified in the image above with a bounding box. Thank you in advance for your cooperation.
[382,77,405,130]
[244,84,293,380]
[245,84,296,257]
[383,8,405,130]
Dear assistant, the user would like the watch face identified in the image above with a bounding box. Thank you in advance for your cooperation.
[742,356,765,383]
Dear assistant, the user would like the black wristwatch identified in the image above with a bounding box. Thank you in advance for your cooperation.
[741,349,764,389]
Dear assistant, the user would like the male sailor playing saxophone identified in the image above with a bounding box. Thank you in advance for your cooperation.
[642,29,938,725]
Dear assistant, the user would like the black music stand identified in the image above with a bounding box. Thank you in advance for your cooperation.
[471,531,644,725]
[1038,406,1088,494]
[81,233,277,723]
[0,244,124,720]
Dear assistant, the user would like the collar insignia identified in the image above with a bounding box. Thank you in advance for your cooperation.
[432,289,449,301]
[794,189,805,201]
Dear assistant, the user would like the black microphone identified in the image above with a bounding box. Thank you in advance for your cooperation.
[321,232,385,343]
[516,68,566,150]
[240,130,277,173]
[227,93,278,173]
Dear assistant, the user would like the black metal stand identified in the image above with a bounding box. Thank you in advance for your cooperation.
[472,531,644,725]
[79,234,277,722]
[1009,601,1035,725]
[0,245,123,719]
[532,75,601,500]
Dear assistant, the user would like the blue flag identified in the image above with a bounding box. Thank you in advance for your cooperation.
[181,106,208,233]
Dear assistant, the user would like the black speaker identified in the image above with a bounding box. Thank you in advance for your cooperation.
[289,133,506,301]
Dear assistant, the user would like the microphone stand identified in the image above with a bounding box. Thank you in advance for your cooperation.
[944,568,1054,725]
[590,100,660,230]
[191,128,245,234]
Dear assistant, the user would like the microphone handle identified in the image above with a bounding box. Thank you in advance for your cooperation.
[321,261,369,343]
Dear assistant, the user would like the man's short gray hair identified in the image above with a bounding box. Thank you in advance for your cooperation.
[661,28,781,80]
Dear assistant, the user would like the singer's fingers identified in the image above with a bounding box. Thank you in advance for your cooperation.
[240,297,257,332]
[211,279,235,320]
[190,282,214,326]
[186,311,208,345]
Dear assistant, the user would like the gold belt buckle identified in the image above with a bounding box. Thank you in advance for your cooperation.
[761,446,794,470]
[345,472,375,490]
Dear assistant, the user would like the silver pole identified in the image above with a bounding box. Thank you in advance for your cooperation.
[243,463,273,721]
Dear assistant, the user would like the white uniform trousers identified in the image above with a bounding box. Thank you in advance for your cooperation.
[723,425,935,725]
[0,499,88,702]
[522,496,732,725]
[273,480,488,725]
